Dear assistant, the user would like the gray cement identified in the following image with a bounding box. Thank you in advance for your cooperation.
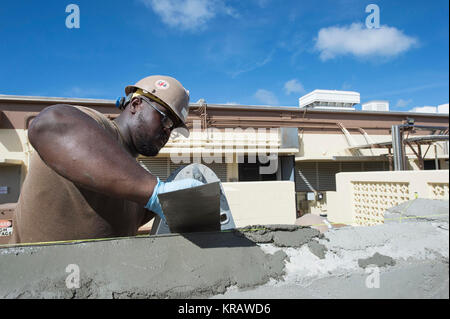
[307,240,327,260]
[358,252,396,269]
[237,225,322,247]
[212,200,449,299]
[385,198,449,223]
[0,199,448,299]
[0,232,287,299]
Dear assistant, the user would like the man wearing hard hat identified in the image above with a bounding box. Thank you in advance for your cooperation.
[10,75,201,244]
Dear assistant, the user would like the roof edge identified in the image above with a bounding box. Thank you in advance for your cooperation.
[0,94,448,117]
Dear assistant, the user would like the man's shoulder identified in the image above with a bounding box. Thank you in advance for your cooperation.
[67,105,114,130]
[69,105,109,120]
[66,105,130,152]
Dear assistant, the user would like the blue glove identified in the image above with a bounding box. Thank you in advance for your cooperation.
[145,178,204,222]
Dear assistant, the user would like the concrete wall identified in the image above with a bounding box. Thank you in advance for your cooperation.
[327,170,449,226]
[298,133,378,158]
[222,181,296,227]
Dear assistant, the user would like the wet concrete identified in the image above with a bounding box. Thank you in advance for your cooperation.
[237,225,322,247]
[358,252,396,269]
[307,240,327,260]
[0,200,448,299]
[0,231,289,299]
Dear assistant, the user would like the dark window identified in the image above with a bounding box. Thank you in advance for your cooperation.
[295,161,389,192]
[424,160,438,170]
[238,156,277,181]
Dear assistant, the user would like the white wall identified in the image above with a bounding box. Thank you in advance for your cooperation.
[222,181,297,227]
[327,170,449,226]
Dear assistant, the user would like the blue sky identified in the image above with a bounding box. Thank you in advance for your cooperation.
[0,0,448,112]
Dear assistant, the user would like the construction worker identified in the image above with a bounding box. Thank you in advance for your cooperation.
[10,75,202,244]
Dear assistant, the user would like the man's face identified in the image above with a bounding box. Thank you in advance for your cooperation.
[131,98,174,157]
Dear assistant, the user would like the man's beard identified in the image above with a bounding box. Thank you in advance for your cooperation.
[135,138,160,157]
[134,113,167,157]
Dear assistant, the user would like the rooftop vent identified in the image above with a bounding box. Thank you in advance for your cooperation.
[362,100,389,112]
[299,90,360,111]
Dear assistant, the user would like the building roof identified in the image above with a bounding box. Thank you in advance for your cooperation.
[0,94,448,118]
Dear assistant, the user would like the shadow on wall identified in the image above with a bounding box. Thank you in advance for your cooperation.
[298,131,304,157]
[179,231,257,249]
[0,113,24,152]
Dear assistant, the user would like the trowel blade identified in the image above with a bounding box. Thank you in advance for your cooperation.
[157,182,221,233]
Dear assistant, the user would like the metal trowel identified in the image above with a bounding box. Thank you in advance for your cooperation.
[154,182,221,234]
[149,163,236,235]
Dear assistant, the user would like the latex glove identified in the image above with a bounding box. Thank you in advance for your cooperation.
[145,178,204,222]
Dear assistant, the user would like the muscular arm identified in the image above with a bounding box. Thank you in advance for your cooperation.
[28,104,157,206]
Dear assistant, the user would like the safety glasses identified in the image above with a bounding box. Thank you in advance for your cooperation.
[140,96,175,130]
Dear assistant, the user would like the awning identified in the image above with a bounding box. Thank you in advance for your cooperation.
[348,135,449,150]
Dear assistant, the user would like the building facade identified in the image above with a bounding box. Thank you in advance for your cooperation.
[1,95,449,219]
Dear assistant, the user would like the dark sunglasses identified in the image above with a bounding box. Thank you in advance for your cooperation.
[139,96,175,130]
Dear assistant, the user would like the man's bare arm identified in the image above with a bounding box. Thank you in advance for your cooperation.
[28,104,156,206]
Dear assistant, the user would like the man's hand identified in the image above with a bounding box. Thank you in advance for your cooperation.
[145,178,204,221]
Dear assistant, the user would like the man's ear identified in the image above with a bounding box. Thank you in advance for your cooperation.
[129,97,141,114]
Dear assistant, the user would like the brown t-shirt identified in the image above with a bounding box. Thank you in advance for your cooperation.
[10,106,153,244]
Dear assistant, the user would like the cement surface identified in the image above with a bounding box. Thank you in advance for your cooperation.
[0,231,287,299]
[385,198,449,223]
[0,200,448,299]
[212,200,449,299]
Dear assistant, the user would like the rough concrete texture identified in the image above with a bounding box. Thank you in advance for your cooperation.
[385,198,449,223]
[0,200,448,299]
[238,225,322,247]
[212,200,449,299]
[295,214,345,233]
[307,240,327,260]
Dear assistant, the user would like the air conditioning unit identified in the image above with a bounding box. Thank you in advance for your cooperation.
[299,90,360,111]
[362,101,389,112]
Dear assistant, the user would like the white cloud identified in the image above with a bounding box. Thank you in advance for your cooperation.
[314,23,418,61]
[229,50,274,78]
[284,79,306,95]
[254,89,279,106]
[409,106,437,113]
[395,98,413,108]
[140,0,237,31]
[365,82,447,99]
